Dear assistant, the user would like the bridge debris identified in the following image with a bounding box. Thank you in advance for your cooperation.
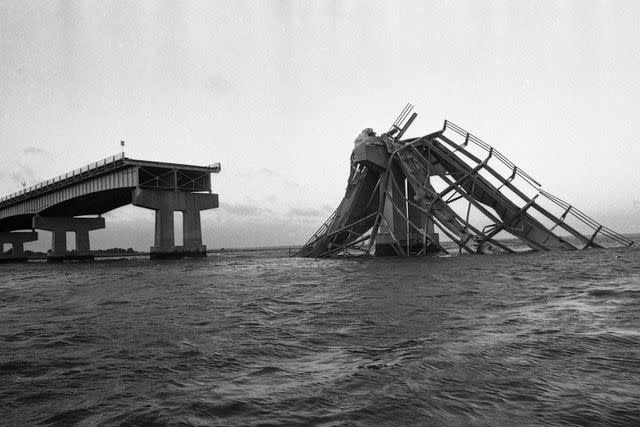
[294,105,636,258]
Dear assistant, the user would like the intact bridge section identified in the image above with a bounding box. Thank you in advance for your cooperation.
[0,153,221,261]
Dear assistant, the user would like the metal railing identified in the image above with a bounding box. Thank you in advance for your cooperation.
[0,153,125,205]
[442,120,635,247]
[292,208,338,257]
[539,189,635,247]
[443,120,541,188]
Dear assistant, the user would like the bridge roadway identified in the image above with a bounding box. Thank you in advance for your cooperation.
[0,153,220,261]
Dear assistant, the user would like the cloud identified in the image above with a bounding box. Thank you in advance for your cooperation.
[259,168,279,177]
[281,178,302,189]
[237,168,279,181]
[265,194,279,203]
[9,163,37,185]
[206,74,234,96]
[23,146,47,155]
[221,202,271,217]
[238,168,302,189]
[288,207,326,218]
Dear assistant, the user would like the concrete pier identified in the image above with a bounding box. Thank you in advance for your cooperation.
[375,168,439,256]
[33,215,105,262]
[132,189,218,259]
[405,184,439,254]
[0,231,38,262]
[375,167,411,256]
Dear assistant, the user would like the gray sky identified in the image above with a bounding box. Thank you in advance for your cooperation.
[1,0,639,250]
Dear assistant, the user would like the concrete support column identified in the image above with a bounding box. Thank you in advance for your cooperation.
[0,231,38,262]
[33,215,105,262]
[375,169,441,256]
[13,242,24,256]
[75,230,91,254]
[155,209,175,249]
[52,230,67,255]
[132,189,218,259]
[405,184,439,255]
[376,166,408,256]
[183,209,203,249]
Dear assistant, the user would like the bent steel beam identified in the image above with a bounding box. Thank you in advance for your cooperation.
[295,108,635,258]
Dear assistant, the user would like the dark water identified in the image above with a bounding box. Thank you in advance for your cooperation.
[2,246,640,426]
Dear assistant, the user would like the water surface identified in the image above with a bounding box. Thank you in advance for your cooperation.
[2,246,640,425]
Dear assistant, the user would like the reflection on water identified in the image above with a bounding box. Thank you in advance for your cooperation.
[2,246,640,425]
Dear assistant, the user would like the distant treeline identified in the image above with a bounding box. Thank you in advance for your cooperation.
[91,248,138,254]
[12,248,140,256]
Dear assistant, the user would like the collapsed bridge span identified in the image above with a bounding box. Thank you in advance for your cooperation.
[294,106,635,258]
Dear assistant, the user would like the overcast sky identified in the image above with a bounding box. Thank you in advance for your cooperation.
[1,0,639,251]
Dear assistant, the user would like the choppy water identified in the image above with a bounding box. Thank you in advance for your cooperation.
[2,245,640,426]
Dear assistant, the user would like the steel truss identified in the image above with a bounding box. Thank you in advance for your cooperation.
[294,107,635,258]
[138,167,211,192]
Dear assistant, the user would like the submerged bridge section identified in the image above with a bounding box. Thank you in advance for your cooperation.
[295,106,635,258]
[0,153,220,261]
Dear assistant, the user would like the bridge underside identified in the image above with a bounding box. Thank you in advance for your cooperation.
[40,188,133,218]
[0,214,35,232]
[0,189,133,231]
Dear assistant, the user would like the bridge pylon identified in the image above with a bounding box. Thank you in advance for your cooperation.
[132,189,218,259]
[33,215,105,262]
[0,231,38,262]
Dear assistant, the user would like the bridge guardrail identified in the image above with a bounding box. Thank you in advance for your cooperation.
[207,162,221,172]
[442,120,635,247]
[0,153,125,206]
[443,120,541,188]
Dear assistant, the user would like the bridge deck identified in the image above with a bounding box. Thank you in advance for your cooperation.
[0,153,221,231]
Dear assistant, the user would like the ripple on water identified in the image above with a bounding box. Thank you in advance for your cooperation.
[2,246,640,424]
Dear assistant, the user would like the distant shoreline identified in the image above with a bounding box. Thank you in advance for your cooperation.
[9,231,639,261]
[12,246,303,260]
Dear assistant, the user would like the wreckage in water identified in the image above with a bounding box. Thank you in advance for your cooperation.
[294,105,636,258]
